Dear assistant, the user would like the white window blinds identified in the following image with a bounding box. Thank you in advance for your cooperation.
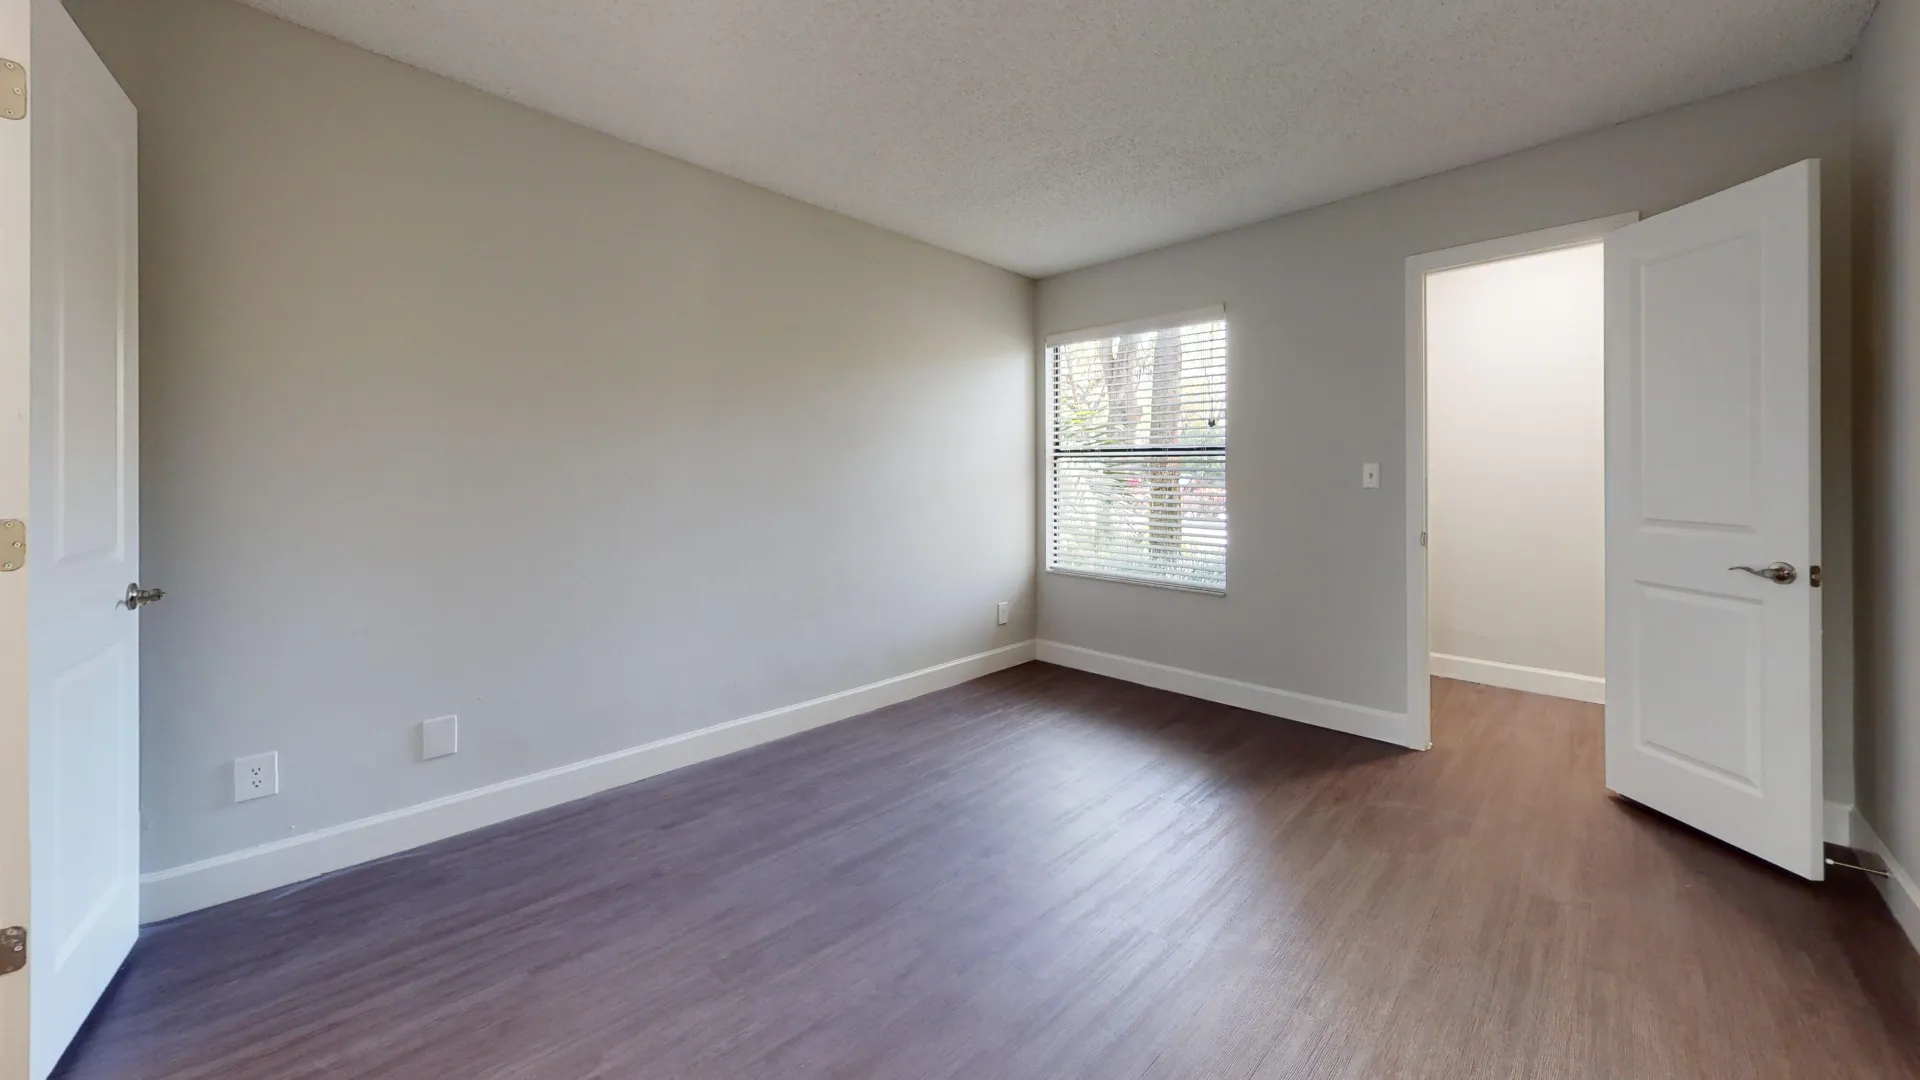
[1046,310,1227,592]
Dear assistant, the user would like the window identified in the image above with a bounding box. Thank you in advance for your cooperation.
[1045,308,1227,592]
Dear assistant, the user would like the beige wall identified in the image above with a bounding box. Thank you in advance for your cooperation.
[66,0,1036,874]
[1038,66,1856,800]
[1853,0,1920,885]
[1427,245,1605,681]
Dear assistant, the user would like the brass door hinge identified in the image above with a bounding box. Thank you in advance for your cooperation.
[0,927,23,976]
[0,519,22,572]
[0,59,23,121]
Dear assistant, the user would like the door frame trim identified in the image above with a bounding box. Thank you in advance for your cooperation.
[1403,212,1639,748]
[0,1,30,1075]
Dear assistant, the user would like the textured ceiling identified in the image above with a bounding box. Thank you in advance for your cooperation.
[240,0,1875,276]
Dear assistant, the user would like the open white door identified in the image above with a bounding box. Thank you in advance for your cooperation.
[1605,160,1821,879]
[0,0,142,1076]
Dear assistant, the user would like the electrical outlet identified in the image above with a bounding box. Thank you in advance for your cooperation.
[421,715,458,761]
[996,601,1011,626]
[1362,462,1381,489]
[233,752,279,803]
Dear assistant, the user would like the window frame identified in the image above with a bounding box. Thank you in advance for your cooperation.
[1042,305,1229,595]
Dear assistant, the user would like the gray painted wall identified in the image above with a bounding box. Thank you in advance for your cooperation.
[1852,0,1920,877]
[1037,66,1857,803]
[66,0,1037,873]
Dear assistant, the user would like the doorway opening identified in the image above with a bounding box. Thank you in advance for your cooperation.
[1404,214,1637,747]
[1405,162,1826,878]
[1428,242,1606,699]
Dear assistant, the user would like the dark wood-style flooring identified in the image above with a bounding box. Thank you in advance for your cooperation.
[54,665,1920,1079]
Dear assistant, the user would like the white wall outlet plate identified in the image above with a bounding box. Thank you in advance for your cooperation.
[234,751,279,803]
[1363,462,1381,489]
[421,715,459,760]
[996,601,1011,626]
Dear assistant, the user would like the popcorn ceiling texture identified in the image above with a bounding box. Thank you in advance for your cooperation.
[241,0,1875,276]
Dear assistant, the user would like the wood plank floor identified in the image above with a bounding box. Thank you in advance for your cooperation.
[54,665,1920,1079]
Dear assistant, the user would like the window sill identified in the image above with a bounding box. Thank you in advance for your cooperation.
[1043,567,1227,596]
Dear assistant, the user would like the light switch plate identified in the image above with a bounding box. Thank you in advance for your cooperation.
[421,715,458,761]
[1363,462,1381,489]
[234,752,279,803]
[996,601,1011,626]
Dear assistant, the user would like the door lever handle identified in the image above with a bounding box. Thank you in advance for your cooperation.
[1729,562,1797,585]
[122,582,166,610]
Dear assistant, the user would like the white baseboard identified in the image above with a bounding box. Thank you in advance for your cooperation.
[1035,641,1416,749]
[141,640,1038,923]
[1824,801,1853,846]
[1429,652,1605,705]
[1850,808,1920,956]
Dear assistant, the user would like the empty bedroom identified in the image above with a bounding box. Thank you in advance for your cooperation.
[3,0,1918,1076]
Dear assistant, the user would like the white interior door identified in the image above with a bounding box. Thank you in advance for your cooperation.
[1604,160,1821,879]
[0,0,141,1076]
